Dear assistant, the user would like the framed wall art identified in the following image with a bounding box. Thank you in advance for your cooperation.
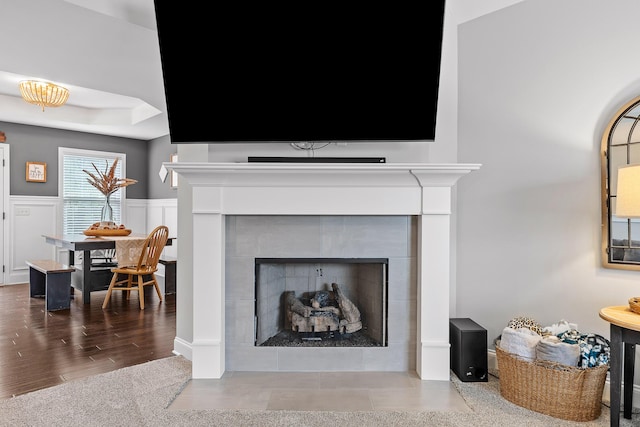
[26,161,46,183]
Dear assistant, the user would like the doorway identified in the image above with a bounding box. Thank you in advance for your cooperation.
[0,144,8,285]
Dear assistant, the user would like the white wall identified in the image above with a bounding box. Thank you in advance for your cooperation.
[205,141,431,163]
[431,0,525,164]
[9,197,177,285]
[434,0,525,317]
[456,0,640,349]
[9,196,59,284]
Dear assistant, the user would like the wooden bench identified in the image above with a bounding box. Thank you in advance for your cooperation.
[159,257,176,295]
[26,259,76,311]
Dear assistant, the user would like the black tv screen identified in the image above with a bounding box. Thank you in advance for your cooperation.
[154,2,445,143]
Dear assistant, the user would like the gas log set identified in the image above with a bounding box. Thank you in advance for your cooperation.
[285,283,362,335]
[258,283,383,347]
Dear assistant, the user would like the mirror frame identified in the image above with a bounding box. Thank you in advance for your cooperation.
[601,95,640,270]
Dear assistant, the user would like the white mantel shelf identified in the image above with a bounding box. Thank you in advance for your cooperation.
[168,162,481,216]
[168,162,481,381]
[167,162,481,187]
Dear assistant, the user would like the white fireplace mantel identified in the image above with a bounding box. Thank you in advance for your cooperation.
[168,162,481,381]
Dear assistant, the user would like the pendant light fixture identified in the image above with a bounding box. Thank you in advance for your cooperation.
[18,80,69,112]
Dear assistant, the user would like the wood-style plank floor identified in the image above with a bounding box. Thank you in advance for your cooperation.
[0,283,175,399]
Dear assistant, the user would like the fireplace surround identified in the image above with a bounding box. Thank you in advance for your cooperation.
[169,162,480,381]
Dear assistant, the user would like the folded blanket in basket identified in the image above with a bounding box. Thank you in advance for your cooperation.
[536,335,580,366]
[542,319,578,336]
[499,326,542,361]
[557,330,610,368]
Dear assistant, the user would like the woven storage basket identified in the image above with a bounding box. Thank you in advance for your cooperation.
[495,346,608,421]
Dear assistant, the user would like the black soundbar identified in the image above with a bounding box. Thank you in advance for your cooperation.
[248,157,386,163]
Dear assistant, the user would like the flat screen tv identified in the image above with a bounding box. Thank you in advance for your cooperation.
[154,2,446,144]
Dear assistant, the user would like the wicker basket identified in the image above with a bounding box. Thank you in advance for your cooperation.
[495,346,608,421]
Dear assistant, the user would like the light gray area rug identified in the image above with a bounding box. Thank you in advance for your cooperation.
[0,355,635,426]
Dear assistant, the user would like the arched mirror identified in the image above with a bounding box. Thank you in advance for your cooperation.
[601,96,640,270]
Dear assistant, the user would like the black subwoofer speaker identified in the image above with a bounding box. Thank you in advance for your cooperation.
[449,318,488,382]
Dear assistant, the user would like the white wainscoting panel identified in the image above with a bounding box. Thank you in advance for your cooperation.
[146,198,178,258]
[9,197,177,285]
[125,199,148,234]
[10,196,59,285]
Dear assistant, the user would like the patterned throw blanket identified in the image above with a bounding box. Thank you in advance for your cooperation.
[557,330,610,368]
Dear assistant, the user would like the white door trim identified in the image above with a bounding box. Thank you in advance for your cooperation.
[0,144,10,285]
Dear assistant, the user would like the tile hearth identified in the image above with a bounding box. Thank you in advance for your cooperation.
[169,371,471,412]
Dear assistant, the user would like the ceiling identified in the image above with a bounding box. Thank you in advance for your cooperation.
[0,0,169,141]
[0,1,524,143]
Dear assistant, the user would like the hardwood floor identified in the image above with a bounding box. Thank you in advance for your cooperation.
[0,283,175,399]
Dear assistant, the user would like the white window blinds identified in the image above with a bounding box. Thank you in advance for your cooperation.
[62,151,125,235]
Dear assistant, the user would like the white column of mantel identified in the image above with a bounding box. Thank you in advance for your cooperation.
[410,168,477,379]
[416,186,454,381]
[191,186,225,378]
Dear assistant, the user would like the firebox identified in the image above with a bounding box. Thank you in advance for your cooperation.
[255,258,388,347]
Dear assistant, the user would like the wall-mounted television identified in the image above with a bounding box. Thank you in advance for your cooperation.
[154,2,446,144]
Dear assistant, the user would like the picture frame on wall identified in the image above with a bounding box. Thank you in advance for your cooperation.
[26,161,46,183]
[170,153,178,188]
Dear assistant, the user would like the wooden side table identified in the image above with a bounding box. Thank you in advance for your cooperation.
[599,305,640,426]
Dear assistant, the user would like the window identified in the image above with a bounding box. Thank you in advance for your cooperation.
[59,148,127,235]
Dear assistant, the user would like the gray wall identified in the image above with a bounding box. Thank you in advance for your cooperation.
[456,0,640,347]
[0,121,177,200]
[148,135,178,199]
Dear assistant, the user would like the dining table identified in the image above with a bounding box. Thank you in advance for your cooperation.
[599,305,640,427]
[43,233,173,304]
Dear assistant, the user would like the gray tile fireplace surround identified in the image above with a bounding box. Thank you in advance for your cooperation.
[224,215,417,372]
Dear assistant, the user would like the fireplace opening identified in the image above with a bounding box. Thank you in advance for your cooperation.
[254,258,388,347]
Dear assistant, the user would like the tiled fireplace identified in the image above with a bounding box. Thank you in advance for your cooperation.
[170,162,480,381]
[229,217,401,369]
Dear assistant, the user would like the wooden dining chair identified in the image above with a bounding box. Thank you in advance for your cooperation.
[102,225,169,310]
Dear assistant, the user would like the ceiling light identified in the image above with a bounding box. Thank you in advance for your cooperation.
[18,80,69,112]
